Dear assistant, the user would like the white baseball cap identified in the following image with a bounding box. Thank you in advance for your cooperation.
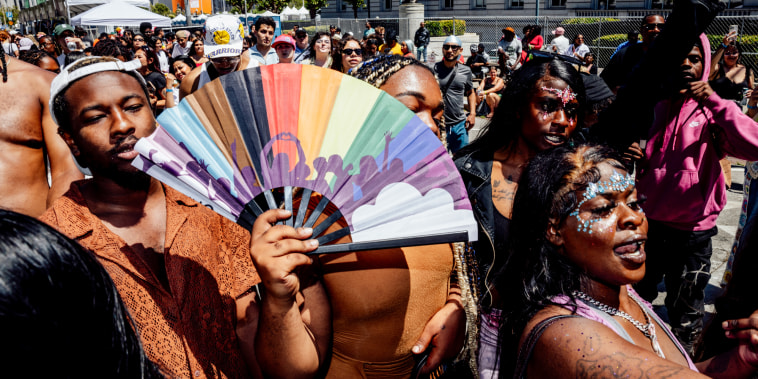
[204,15,245,59]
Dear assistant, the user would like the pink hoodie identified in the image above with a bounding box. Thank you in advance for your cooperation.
[637,34,758,231]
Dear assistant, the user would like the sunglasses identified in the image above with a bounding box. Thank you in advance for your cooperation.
[211,56,240,64]
[442,44,460,51]
[342,48,362,56]
[642,23,665,31]
[134,38,145,41]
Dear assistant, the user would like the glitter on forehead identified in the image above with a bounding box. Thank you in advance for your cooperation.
[569,170,635,234]
[541,86,577,106]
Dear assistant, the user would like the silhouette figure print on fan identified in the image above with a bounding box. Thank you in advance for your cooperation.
[133,64,477,253]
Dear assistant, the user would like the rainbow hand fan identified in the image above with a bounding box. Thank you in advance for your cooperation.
[133,64,477,253]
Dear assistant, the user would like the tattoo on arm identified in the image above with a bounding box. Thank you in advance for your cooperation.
[492,180,516,203]
[576,351,687,379]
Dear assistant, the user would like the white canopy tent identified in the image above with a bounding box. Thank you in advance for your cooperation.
[71,1,171,27]
[66,0,150,18]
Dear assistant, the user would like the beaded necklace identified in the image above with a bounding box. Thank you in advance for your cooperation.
[573,290,666,358]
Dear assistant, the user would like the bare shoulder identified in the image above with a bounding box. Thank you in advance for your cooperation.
[3,57,55,93]
[523,306,706,379]
[179,65,202,98]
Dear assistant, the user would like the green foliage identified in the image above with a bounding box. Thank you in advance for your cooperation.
[562,17,620,25]
[228,0,252,14]
[425,19,466,37]
[304,0,328,19]
[592,33,627,46]
[257,0,289,13]
[0,6,19,24]
[150,3,174,17]
[343,0,365,18]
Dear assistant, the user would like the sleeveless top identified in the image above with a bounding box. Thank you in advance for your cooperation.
[493,209,511,258]
[551,286,699,372]
[710,65,751,101]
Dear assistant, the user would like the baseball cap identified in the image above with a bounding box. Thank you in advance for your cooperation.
[552,26,565,36]
[203,15,245,59]
[295,29,307,37]
[502,27,515,34]
[272,35,296,49]
[53,23,75,36]
[18,38,33,50]
[470,44,477,52]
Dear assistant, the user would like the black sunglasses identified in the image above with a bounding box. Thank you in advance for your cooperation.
[642,23,665,31]
[526,49,583,66]
[134,38,145,41]
[342,48,362,56]
[442,44,460,51]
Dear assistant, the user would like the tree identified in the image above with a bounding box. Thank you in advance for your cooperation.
[228,0,252,14]
[342,0,364,18]
[304,0,327,19]
[151,3,174,17]
[256,0,288,13]
[0,6,20,26]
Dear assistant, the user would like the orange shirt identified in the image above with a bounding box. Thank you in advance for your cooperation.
[40,181,259,379]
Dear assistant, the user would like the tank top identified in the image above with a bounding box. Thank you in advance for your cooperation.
[551,286,699,372]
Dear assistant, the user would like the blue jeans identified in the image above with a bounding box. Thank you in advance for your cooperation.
[446,119,468,154]
[417,45,427,62]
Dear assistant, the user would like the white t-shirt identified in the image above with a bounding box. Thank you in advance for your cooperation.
[172,41,193,58]
[565,43,590,59]
[157,50,170,73]
[2,42,18,56]
[550,35,570,55]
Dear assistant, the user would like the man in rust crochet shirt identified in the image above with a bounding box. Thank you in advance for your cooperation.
[41,56,330,379]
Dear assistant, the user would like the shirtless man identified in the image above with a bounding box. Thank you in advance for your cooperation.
[0,53,81,217]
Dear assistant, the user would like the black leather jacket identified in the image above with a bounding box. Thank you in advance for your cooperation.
[455,150,498,303]
[414,27,430,47]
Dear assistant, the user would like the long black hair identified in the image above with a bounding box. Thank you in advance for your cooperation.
[0,209,164,378]
[494,143,626,378]
[455,58,585,160]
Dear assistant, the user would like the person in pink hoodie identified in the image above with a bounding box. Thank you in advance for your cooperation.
[635,33,758,355]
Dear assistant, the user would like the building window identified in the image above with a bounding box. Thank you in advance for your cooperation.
[472,0,485,9]
[595,0,616,9]
[442,0,453,9]
[650,0,673,8]
[384,0,392,10]
[509,0,523,8]
[550,0,566,7]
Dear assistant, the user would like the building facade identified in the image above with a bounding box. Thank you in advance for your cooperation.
[321,0,758,18]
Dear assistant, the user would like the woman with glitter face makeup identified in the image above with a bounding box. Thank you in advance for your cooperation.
[493,143,758,379]
[455,58,585,378]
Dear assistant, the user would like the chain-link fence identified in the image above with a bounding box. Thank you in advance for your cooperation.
[277,15,758,72]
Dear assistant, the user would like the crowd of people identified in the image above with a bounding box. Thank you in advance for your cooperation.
[3,0,758,377]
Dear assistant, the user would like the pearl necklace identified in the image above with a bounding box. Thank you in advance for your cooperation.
[573,291,666,358]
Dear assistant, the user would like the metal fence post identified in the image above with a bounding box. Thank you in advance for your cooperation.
[453,15,456,35]
[597,16,602,56]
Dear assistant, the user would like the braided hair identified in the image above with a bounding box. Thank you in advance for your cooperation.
[19,50,52,66]
[0,40,7,82]
[348,54,434,89]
